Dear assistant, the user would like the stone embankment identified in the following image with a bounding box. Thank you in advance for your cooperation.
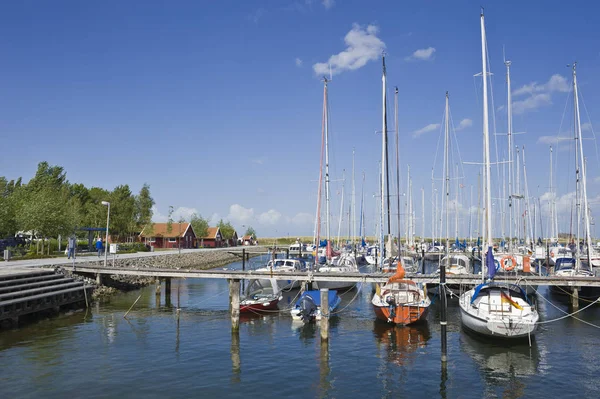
[74,250,245,271]
[62,250,251,299]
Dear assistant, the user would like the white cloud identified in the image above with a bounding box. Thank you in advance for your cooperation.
[511,74,569,114]
[251,157,265,165]
[512,93,551,115]
[582,122,592,132]
[313,24,385,76]
[322,0,335,9]
[594,177,600,184]
[536,135,571,145]
[247,8,266,24]
[258,209,283,225]
[295,57,303,67]
[513,74,570,97]
[412,123,440,138]
[227,204,255,225]
[209,213,220,226]
[405,47,436,61]
[291,212,314,226]
[456,118,472,131]
[151,206,198,223]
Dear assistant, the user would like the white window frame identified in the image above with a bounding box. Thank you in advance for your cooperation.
[147,237,156,243]
[168,238,177,243]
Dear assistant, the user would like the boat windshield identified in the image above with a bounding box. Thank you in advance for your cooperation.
[555,258,575,272]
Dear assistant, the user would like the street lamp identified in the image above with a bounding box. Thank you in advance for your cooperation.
[101,201,110,268]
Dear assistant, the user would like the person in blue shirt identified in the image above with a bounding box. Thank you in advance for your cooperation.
[67,235,76,259]
[96,238,104,257]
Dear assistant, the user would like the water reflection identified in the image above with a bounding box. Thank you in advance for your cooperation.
[231,332,241,384]
[373,321,431,367]
[318,340,331,398]
[460,328,540,398]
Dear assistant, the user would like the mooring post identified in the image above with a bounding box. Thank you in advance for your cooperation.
[230,279,241,332]
[96,273,102,285]
[440,256,448,363]
[320,288,329,342]
[165,278,172,307]
[572,287,579,309]
[242,248,246,293]
[285,249,289,258]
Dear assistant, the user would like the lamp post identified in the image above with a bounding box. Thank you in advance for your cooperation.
[101,201,110,268]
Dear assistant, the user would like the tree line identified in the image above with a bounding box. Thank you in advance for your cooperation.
[0,161,154,241]
[1,161,258,243]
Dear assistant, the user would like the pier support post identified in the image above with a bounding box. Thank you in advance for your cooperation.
[320,288,329,342]
[231,331,241,382]
[440,256,448,363]
[96,273,102,285]
[230,279,240,332]
[165,278,172,307]
[285,249,289,258]
[572,287,579,309]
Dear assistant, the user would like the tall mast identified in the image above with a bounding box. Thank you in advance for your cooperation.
[336,170,345,247]
[431,169,435,243]
[352,148,356,248]
[444,92,450,257]
[422,187,425,245]
[481,10,493,268]
[573,63,592,262]
[455,163,459,239]
[395,86,401,257]
[379,55,387,266]
[324,79,331,244]
[505,59,513,250]
[522,146,534,244]
[549,145,555,240]
[315,79,328,253]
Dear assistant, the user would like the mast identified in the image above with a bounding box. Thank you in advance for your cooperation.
[352,148,356,248]
[549,145,555,240]
[336,170,345,247]
[444,92,450,259]
[481,10,493,275]
[324,79,331,245]
[395,86,401,257]
[573,63,592,264]
[379,55,387,267]
[422,187,425,246]
[315,79,328,257]
[505,59,514,251]
[522,146,534,245]
[431,169,435,244]
[455,163,459,239]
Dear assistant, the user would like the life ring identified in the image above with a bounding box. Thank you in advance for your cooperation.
[501,255,517,271]
[550,251,555,258]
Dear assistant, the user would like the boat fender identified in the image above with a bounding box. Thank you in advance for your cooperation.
[501,255,517,271]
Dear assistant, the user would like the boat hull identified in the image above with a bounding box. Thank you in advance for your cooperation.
[313,280,356,291]
[459,303,537,339]
[240,299,280,313]
[373,304,428,326]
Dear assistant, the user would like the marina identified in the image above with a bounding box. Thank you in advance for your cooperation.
[2,254,600,398]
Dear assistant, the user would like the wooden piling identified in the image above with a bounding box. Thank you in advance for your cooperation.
[320,288,329,341]
[572,287,579,309]
[230,279,241,332]
[96,273,102,285]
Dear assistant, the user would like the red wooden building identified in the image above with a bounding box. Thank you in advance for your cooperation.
[197,227,223,248]
[139,222,196,249]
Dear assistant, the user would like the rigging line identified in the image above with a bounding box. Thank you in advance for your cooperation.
[430,106,448,183]
[523,280,600,329]
[577,86,600,175]
[329,283,363,315]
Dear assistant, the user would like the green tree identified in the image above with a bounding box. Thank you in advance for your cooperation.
[190,213,209,238]
[166,206,174,237]
[108,185,136,239]
[218,219,235,240]
[135,183,154,228]
[244,226,257,239]
[0,177,19,237]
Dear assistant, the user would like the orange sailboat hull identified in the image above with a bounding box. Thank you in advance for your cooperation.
[373,304,428,326]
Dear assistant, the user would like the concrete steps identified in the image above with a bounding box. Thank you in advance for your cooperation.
[0,270,93,323]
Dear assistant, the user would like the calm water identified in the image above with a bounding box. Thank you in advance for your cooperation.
[1,256,600,398]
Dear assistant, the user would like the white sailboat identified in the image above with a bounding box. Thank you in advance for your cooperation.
[459,11,539,339]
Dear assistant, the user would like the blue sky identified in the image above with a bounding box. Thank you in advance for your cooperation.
[1,1,599,239]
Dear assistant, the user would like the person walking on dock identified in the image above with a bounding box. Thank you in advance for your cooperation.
[67,235,76,259]
[96,238,104,257]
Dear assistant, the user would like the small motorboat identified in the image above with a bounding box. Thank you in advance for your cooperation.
[240,278,282,313]
[290,290,341,322]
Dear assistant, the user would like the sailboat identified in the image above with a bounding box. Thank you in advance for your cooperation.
[458,11,539,339]
[313,77,359,291]
[550,63,600,300]
[371,55,431,325]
